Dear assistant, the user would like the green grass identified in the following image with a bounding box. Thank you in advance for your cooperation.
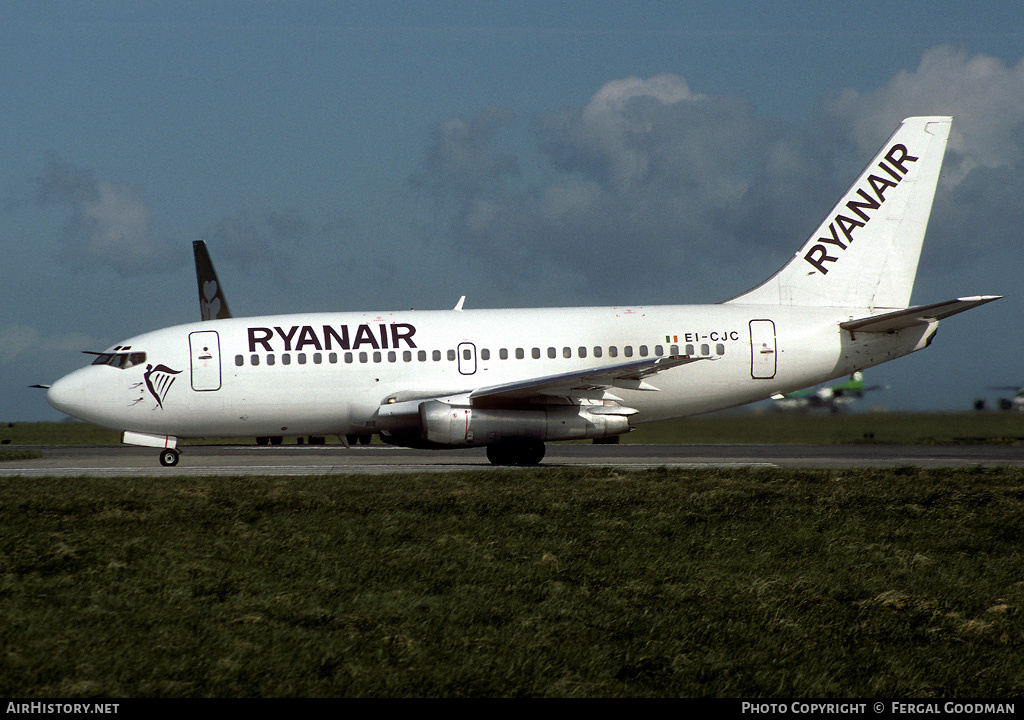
[2,467,1022,697]
[0,421,122,446]
[0,450,43,462]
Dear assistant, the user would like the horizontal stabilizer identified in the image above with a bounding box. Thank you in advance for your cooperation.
[840,296,1002,334]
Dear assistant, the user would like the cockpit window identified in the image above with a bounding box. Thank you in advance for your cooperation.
[92,352,146,369]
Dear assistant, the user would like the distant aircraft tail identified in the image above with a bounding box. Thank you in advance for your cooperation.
[193,240,232,320]
[727,116,952,310]
[835,371,865,395]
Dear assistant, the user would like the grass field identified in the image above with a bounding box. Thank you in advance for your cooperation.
[1,466,1022,697]
[3,411,1024,450]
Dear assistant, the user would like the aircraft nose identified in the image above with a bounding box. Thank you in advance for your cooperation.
[46,369,95,418]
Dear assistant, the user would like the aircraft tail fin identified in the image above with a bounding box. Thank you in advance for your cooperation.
[727,116,952,309]
[193,241,231,320]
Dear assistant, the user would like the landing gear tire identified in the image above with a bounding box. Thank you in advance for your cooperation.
[159,449,180,467]
[486,440,546,466]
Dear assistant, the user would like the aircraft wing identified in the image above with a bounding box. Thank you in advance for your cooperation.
[378,354,711,417]
[840,296,1002,334]
[470,354,710,401]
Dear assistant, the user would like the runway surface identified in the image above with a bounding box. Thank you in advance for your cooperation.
[2,442,1023,476]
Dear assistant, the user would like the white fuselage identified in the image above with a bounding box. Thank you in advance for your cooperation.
[46,303,935,441]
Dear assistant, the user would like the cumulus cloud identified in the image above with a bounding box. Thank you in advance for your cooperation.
[824,46,1024,273]
[410,105,519,201]
[414,74,831,302]
[33,153,178,275]
[413,51,1024,305]
[825,46,1024,185]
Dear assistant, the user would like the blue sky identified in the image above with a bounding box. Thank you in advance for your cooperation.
[3,1,1023,420]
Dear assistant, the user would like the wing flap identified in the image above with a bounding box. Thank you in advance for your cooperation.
[840,296,1001,334]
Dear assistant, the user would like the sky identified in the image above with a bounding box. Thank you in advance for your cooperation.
[2,0,1023,420]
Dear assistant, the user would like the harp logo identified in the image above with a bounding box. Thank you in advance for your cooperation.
[131,364,182,409]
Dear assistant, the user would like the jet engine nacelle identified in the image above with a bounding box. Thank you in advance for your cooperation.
[418,400,631,447]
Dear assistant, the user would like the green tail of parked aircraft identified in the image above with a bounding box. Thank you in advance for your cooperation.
[771,371,885,412]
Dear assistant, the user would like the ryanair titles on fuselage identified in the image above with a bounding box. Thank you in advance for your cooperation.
[804,142,919,275]
[248,323,417,353]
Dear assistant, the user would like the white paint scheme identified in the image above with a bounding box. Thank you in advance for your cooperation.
[45,117,1001,465]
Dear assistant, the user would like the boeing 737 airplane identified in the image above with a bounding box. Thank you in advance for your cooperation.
[44,117,1001,466]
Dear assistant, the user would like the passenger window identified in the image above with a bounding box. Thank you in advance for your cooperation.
[267,354,276,366]
[314,353,323,364]
[500,348,508,360]
[624,346,633,358]
[447,349,456,361]
[563,347,571,359]
[578,347,587,359]
[608,347,618,358]
[345,352,354,364]
[235,355,244,367]
[701,344,710,356]
[593,346,603,358]
[388,351,396,362]
[639,345,649,357]
[298,353,307,365]
[404,351,413,362]
[481,349,490,361]
[329,352,338,364]
[516,348,525,359]
[532,348,541,359]
[547,347,556,359]
[716,343,725,355]
[373,352,382,363]
[359,352,368,363]
[250,354,260,366]
[417,350,426,361]
[433,350,442,361]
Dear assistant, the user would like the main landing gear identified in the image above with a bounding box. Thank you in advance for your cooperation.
[159,448,180,467]
[486,440,546,466]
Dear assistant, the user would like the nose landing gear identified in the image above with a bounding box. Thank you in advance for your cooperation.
[159,448,180,467]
